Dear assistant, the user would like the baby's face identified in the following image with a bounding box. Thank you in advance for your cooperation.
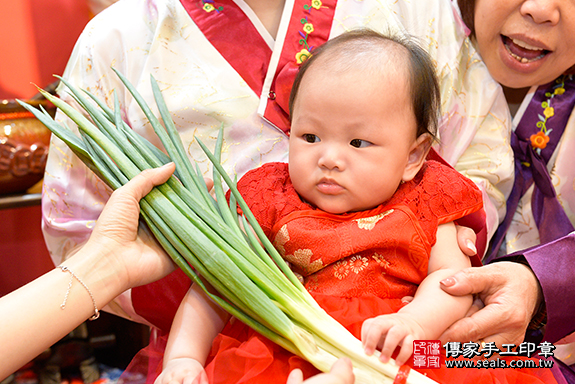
[474,0,575,88]
[288,65,419,214]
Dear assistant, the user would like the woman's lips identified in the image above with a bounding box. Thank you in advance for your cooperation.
[502,35,549,63]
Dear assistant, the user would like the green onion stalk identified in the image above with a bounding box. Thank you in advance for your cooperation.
[18,70,437,384]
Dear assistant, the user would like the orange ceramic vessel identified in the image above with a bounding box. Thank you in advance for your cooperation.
[0,99,55,195]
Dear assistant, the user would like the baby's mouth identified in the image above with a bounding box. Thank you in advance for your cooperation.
[502,35,549,63]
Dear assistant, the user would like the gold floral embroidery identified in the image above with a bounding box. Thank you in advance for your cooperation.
[273,224,290,255]
[286,249,323,274]
[355,209,394,230]
[305,274,320,291]
[349,255,368,274]
[372,253,391,272]
[274,225,323,273]
[333,260,349,280]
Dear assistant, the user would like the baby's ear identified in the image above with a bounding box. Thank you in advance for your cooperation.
[402,134,432,182]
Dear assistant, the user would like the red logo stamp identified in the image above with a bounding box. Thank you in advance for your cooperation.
[412,340,443,369]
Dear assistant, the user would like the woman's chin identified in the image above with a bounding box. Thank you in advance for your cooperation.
[490,68,544,90]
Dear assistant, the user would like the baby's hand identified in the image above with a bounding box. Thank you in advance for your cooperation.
[155,358,207,384]
[361,313,426,366]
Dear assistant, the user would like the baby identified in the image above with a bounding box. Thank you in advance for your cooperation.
[156,29,483,384]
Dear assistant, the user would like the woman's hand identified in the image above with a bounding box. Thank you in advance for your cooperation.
[455,225,477,256]
[287,358,355,384]
[439,262,542,346]
[0,163,181,381]
[85,162,177,291]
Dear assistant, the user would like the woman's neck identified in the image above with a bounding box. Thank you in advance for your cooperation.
[244,0,286,39]
[502,86,530,118]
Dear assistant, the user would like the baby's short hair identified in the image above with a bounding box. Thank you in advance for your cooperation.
[289,28,440,140]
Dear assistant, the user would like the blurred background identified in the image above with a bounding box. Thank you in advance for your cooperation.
[0,0,121,100]
[0,0,95,100]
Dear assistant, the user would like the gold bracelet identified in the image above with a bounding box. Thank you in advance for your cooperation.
[58,265,100,320]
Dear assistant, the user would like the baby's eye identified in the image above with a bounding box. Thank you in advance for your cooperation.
[303,134,320,143]
[350,139,371,148]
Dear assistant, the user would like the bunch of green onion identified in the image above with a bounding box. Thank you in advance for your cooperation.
[18,70,436,384]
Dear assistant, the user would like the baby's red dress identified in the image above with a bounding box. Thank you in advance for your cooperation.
[203,161,560,384]
[126,161,562,384]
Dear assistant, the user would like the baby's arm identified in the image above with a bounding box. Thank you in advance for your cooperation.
[155,282,230,384]
[362,222,473,365]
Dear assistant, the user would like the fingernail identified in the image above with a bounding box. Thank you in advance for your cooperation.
[440,277,456,287]
[466,239,477,254]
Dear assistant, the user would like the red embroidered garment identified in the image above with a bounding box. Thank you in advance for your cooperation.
[125,161,558,384]
[237,161,482,300]
[200,162,557,383]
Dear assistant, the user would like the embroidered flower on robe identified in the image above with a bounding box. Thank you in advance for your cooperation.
[297,2,322,64]
[311,0,322,9]
[304,0,323,11]
[285,249,323,274]
[274,224,322,274]
[372,253,391,272]
[285,248,323,274]
[349,255,369,273]
[532,76,567,152]
[303,22,314,34]
[296,48,312,64]
[530,131,550,150]
[201,0,223,13]
[333,260,349,280]
[273,225,290,255]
